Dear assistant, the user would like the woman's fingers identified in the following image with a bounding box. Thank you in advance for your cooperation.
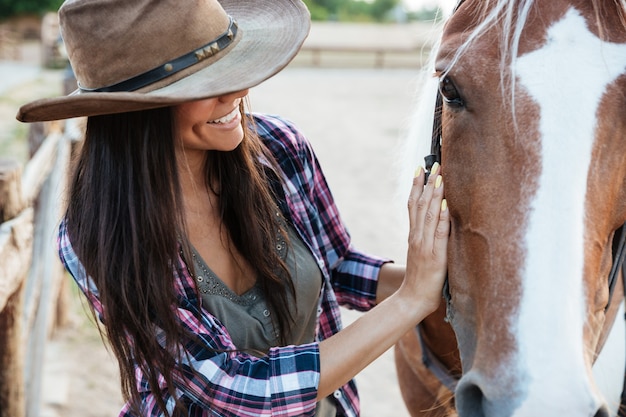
[408,162,441,238]
[407,166,425,231]
[420,167,445,254]
[434,198,450,264]
[404,163,449,307]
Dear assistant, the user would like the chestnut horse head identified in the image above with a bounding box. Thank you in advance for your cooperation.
[398,0,626,416]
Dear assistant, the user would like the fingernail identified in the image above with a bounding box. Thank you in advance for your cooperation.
[414,166,423,178]
[441,199,448,211]
[435,175,443,189]
[431,162,440,176]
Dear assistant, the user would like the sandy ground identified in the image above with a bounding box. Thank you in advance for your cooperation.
[2,23,438,417]
[252,68,425,416]
[37,66,427,417]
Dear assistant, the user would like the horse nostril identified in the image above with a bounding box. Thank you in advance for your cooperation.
[456,373,609,417]
[456,381,486,417]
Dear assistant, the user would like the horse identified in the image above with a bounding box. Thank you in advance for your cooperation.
[394,0,626,416]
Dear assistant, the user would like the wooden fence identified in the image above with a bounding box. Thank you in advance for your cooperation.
[298,42,433,68]
[292,21,441,69]
[0,119,77,417]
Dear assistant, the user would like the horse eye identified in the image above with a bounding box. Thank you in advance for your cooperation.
[439,76,465,108]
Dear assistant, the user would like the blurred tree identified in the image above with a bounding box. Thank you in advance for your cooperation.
[336,0,371,22]
[304,0,342,17]
[304,1,331,21]
[369,0,399,21]
[0,0,62,19]
[303,0,400,22]
[407,6,443,21]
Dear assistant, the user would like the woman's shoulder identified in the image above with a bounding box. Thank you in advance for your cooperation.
[250,113,311,155]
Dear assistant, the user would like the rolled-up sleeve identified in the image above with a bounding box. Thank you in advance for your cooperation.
[161,302,321,416]
[331,248,388,311]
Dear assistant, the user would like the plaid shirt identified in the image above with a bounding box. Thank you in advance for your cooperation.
[58,113,389,416]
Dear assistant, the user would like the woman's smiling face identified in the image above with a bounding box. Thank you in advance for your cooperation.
[174,89,249,154]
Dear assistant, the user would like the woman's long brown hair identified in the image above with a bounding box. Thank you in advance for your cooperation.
[65,104,294,416]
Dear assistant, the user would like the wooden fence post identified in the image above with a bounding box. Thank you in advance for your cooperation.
[0,160,24,222]
[0,283,25,417]
[0,159,29,417]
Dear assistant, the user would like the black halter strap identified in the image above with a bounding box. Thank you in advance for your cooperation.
[608,225,626,310]
[423,90,443,185]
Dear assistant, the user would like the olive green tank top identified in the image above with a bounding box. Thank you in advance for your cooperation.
[191,222,336,416]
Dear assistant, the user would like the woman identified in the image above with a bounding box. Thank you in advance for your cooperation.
[17,0,450,416]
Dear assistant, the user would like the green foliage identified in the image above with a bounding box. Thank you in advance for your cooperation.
[335,0,371,22]
[306,2,332,21]
[407,6,444,22]
[311,0,343,15]
[303,0,400,22]
[369,0,397,21]
[0,0,62,20]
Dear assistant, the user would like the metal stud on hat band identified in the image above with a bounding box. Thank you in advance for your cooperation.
[78,17,238,93]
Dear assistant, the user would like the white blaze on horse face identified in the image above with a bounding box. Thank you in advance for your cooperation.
[514,8,626,415]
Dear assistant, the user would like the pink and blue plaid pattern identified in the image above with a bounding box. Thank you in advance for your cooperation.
[58,114,389,416]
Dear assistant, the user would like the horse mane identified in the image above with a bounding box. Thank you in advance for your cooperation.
[597,0,626,37]
[445,0,535,119]
[395,29,443,204]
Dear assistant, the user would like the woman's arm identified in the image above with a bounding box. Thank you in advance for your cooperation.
[375,262,405,304]
[317,165,449,400]
[59,163,448,414]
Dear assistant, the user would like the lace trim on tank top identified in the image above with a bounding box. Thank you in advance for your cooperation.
[188,210,288,306]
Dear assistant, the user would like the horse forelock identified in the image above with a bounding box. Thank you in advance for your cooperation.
[442,0,535,106]
[396,47,441,204]
[447,0,626,69]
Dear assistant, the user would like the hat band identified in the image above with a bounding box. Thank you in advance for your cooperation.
[78,17,238,93]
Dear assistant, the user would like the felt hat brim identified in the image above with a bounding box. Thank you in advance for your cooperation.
[17,0,310,122]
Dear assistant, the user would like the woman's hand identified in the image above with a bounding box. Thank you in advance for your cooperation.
[400,162,450,314]
[317,163,450,400]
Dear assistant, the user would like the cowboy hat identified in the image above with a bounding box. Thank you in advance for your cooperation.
[17,0,310,122]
